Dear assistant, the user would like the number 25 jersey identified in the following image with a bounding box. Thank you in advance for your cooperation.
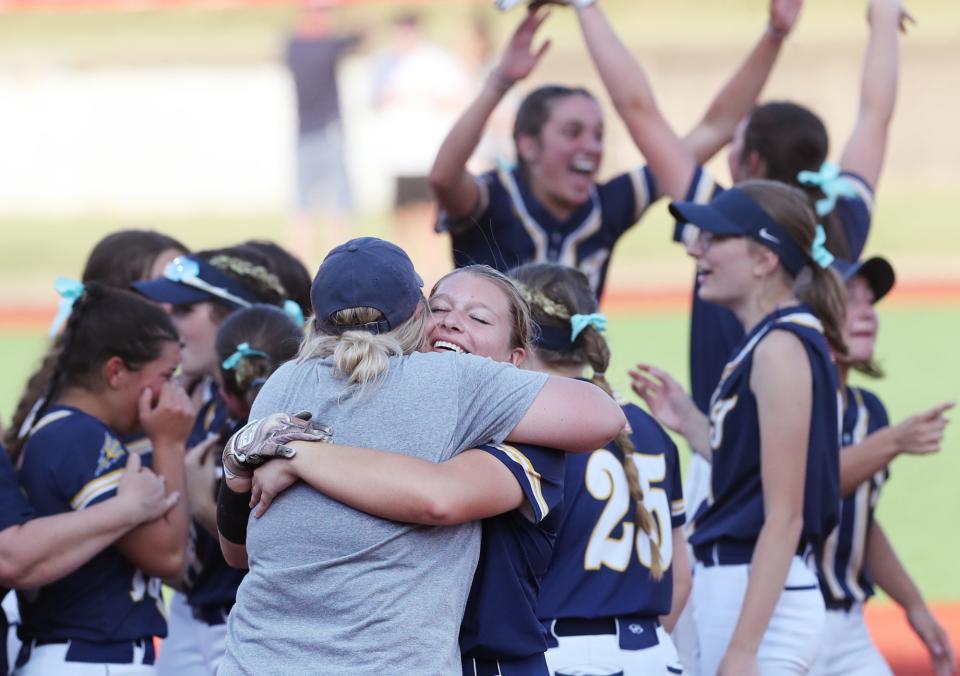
[537,404,685,620]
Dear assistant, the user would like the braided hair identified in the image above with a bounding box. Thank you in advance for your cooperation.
[216,305,304,413]
[8,283,178,464]
[511,263,665,580]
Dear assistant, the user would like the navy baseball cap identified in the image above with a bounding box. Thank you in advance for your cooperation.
[669,188,810,276]
[311,237,423,334]
[133,255,261,309]
[832,256,895,303]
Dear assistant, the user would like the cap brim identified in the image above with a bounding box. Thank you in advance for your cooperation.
[833,256,895,303]
[668,201,745,237]
[857,257,896,302]
[132,278,214,305]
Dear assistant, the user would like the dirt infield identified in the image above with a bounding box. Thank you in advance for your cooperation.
[868,602,960,675]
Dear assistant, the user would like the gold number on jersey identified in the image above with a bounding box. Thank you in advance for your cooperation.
[584,450,673,573]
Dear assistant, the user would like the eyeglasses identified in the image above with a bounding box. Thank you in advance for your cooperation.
[163,257,252,309]
[693,230,736,253]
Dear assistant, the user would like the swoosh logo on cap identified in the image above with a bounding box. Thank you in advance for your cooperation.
[758,228,780,244]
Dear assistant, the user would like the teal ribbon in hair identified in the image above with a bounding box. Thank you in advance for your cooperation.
[283,300,305,327]
[810,225,835,269]
[222,342,269,370]
[796,161,859,217]
[570,313,607,342]
[49,277,84,337]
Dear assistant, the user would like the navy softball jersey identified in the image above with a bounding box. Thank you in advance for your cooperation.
[437,166,657,299]
[16,406,167,644]
[0,444,35,675]
[816,386,890,606]
[676,166,873,414]
[459,442,565,661]
[183,393,245,616]
[536,404,685,623]
[689,306,841,562]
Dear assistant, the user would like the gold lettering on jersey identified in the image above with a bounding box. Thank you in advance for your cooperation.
[708,396,739,452]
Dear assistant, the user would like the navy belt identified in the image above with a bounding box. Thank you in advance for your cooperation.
[17,637,155,667]
[554,617,617,637]
[694,540,808,567]
[824,597,856,612]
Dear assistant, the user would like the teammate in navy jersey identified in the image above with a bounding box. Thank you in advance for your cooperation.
[810,257,956,676]
[0,442,175,675]
[630,181,846,675]
[563,0,908,414]
[14,284,193,674]
[431,3,798,299]
[134,245,307,676]
[500,262,688,676]
[158,305,303,676]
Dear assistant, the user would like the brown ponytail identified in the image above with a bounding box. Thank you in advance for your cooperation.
[737,180,848,357]
[511,263,664,580]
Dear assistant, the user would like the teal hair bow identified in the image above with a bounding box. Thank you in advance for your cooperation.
[796,161,859,217]
[283,300,305,328]
[222,342,269,370]
[810,225,835,269]
[48,277,85,337]
[570,313,607,342]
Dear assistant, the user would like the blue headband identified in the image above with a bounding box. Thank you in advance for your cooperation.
[283,300,305,327]
[222,342,269,370]
[570,313,606,341]
[534,313,607,351]
[49,277,84,337]
[797,162,859,217]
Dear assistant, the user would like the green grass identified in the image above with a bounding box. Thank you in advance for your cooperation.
[3,302,958,600]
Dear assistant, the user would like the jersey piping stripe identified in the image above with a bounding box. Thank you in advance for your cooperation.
[28,410,73,438]
[124,437,152,456]
[843,173,874,213]
[843,388,871,601]
[558,186,602,269]
[628,166,652,222]
[495,443,549,522]
[70,468,123,510]
[500,168,548,263]
[671,499,685,516]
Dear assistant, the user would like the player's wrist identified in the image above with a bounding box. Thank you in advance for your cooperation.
[765,22,789,44]
[487,67,515,94]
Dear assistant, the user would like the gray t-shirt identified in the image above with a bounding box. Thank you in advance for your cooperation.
[219,351,548,676]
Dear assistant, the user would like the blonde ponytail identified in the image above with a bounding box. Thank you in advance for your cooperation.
[297,303,427,393]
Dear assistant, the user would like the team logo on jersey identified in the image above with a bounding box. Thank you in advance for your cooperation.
[708,396,738,451]
[95,434,126,475]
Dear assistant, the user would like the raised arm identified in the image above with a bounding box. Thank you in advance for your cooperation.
[571,3,694,200]
[684,0,803,163]
[0,453,177,589]
[429,9,551,220]
[839,0,912,187]
[115,383,193,579]
[250,446,524,525]
[839,401,952,496]
[721,332,809,674]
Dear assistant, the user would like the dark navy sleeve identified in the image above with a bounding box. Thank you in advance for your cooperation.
[478,443,564,524]
[598,165,658,239]
[20,417,127,515]
[0,448,33,531]
[664,436,686,529]
[672,164,723,242]
[834,171,874,260]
